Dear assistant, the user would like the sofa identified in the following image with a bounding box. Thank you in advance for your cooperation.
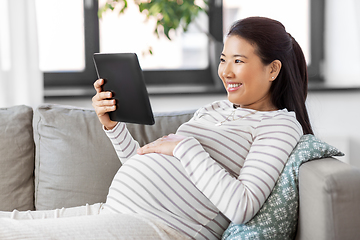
[0,104,359,239]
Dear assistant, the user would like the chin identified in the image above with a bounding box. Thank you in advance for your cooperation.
[227,96,242,106]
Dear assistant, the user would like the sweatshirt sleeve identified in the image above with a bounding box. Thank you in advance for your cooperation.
[173,116,302,224]
[104,122,140,164]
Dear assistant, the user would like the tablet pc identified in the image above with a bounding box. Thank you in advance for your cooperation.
[93,53,155,125]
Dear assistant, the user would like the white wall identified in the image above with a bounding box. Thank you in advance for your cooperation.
[305,92,359,167]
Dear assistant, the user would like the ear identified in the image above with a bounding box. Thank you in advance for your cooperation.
[269,60,282,81]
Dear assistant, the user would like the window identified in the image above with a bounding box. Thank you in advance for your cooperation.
[99,0,209,71]
[96,0,223,91]
[36,0,99,93]
[223,0,310,62]
[38,0,324,96]
[222,0,324,82]
[36,0,85,72]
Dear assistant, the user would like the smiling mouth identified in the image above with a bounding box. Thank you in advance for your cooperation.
[227,83,243,90]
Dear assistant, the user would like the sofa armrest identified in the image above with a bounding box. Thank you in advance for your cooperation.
[296,157,360,240]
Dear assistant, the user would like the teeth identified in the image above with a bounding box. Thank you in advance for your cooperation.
[228,83,242,88]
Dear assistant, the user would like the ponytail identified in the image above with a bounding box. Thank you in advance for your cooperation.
[228,17,313,134]
[288,35,313,134]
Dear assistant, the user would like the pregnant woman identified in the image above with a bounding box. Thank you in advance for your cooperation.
[0,16,312,240]
[92,16,311,239]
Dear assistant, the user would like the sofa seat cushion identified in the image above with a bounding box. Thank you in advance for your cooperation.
[0,105,34,211]
[33,104,121,210]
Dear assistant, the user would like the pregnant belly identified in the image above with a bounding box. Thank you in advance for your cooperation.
[104,153,219,227]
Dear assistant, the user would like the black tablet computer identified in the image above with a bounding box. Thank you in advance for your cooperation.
[93,53,155,125]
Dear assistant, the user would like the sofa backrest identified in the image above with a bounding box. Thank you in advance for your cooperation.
[33,104,121,210]
[33,104,195,210]
[0,105,35,211]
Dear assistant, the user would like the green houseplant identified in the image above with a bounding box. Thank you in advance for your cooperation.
[98,0,223,89]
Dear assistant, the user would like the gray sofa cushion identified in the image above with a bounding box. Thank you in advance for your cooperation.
[0,105,34,211]
[33,104,121,210]
[33,104,195,210]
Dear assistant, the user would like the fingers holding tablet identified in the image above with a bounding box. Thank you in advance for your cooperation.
[92,79,118,130]
[93,78,104,93]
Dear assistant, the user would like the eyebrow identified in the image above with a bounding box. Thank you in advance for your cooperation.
[221,53,248,58]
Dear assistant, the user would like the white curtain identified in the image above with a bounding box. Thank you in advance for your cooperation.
[0,0,43,108]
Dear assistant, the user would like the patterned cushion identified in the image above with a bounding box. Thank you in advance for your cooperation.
[222,134,344,240]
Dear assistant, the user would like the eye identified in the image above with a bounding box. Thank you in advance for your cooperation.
[235,59,243,63]
[220,58,225,63]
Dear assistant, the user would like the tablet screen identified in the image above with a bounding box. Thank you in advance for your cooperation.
[93,53,155,125]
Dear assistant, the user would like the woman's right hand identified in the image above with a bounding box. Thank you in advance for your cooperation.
[92,79,118,130]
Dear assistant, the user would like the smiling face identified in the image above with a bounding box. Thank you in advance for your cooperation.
[218,35,279,111]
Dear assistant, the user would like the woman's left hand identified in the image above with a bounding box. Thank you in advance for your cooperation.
[137,134,187,156]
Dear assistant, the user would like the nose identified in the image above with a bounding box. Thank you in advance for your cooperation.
[219,62,234,79]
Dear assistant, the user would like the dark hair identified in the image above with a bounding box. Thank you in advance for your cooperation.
[227,17,313,135]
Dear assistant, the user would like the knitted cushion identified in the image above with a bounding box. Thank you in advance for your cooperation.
[222,134,344,240]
